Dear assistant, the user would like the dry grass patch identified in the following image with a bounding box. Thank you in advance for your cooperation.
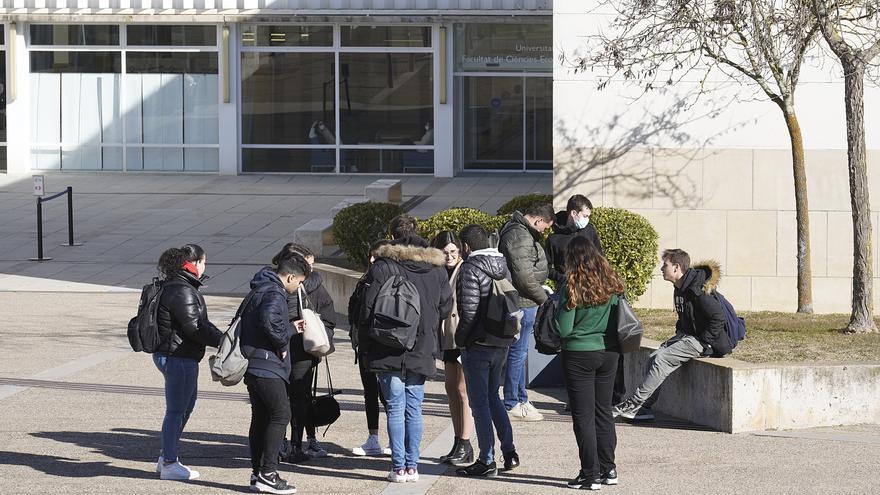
[636,309,880,364]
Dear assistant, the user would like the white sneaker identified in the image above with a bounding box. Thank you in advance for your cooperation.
[384,445,392,455]
[405,467,419,482]
[387,468,407,483]
[352,435,383,456]
[159,461,200,480]
[507,402,524,419]
[522,401,544,421]
[305,438,328,458]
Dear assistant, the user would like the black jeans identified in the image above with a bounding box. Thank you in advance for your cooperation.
[288,359,317,449]
[359,358,388,431]
[245,373,291,475]
[562,350,619,479]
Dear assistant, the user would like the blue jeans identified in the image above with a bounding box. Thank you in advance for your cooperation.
[378,371,426,470]
[504,305,537,409]
[462,345,515,464]
[153,353,199,463]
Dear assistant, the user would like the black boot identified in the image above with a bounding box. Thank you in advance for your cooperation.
[439,437,460,462]
[446,438,474,465]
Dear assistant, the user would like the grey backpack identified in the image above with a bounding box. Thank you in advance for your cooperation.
[209,289,258,386]
[368,262,421,351]
[485,277,523,338]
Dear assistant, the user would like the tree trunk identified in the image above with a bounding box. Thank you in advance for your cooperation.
[842,59,877,333]
[782,105,814,313]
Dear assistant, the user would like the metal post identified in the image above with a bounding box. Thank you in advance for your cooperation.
[67,187,74,246]
[61,186,81,247]
[30,197,51,261]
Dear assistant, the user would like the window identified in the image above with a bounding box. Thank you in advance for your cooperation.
[241,24,435,174]
[127,25,216,46]
[30,24,119,46]
[341,26,431,47]
[29,24,220,172]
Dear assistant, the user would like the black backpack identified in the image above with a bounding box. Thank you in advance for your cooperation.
[485,277,523,338]
[534,294,562,355]
[127,278,164,353]
[368,262,422,351]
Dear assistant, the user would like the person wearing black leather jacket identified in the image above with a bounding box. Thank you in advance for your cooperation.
[152,244,223,482]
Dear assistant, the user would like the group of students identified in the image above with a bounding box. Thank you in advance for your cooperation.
[146,193,729,494]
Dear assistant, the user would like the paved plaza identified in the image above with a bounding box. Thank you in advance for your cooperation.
[1,173,879,494]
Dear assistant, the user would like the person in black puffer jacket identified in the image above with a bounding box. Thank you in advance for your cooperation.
[239,253,311,495]
[271,243,337,463]
[153,244,223,481]
[546,194,604,286]
[357,214,453,481]
[454,225,520,477]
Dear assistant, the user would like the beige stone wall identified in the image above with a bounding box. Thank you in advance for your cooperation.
[554,148,880,313]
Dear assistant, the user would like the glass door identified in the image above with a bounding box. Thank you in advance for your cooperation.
[525,77,552,171]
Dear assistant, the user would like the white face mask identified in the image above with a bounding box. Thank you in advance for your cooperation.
[575,216,590,229]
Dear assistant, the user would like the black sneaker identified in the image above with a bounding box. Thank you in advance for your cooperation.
[255,471,296,494]
[282,446,310,464]
[568,472,600,490]
[503,451,520,471]
[455,460,497,477]
[612,400,654,420]
[601,468,618,485]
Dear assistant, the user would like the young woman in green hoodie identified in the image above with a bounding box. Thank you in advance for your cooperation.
[554,236,625,491]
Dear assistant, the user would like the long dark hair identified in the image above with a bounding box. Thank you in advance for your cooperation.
[157,244,205,278]
[565,237,625,309]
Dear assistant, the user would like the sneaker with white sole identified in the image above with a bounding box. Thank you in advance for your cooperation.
[613,400,654,421]
[305,437,328,458]
[406,468,419,482]
[384,445,392,455]
[254,471,296,494]
[522,401,544,421]
[159,461,199,480]
[387,468,408,483]
[352,435,383,456]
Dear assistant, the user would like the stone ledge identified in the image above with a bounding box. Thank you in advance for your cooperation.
[629,339,880,433]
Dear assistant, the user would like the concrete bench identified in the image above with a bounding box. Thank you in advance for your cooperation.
[293,218,336,257]
[364,179,402,204]
[331,197,368,217]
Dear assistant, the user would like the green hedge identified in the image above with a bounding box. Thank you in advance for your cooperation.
[591,207,659,302]
[496,193,553,216]
[332,202,404,269]
[418,207,507,242]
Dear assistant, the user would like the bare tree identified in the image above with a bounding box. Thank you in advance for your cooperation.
[810,0,880,333]
[571,0,820,312]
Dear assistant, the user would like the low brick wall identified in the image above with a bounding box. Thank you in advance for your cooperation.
[317,262,880,433]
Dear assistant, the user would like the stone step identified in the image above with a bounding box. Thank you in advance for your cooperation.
[364,178,402,204]
[331,197,369,217]
[293,218,336,257]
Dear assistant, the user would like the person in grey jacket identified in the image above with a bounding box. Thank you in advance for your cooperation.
[497,203,555,422]
[455,224,520,477]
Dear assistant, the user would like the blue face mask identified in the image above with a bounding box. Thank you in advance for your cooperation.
[575,216,590,229]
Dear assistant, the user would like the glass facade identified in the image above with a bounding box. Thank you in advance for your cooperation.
[455,23,552,171]
[13,20,550,176]
[240,24,435,174]
[29,24,220,172]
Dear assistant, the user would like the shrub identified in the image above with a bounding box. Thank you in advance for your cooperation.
[591,207,659,303]
[496,193,554,216]
[418,207,507,242]
[332,202,404,269]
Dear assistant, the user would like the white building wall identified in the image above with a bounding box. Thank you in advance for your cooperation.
[554,1,880,313]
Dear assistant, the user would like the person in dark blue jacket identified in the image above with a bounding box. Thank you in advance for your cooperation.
[239,253,311,495]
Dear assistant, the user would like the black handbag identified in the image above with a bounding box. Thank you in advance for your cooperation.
[613,295,644,353]
[305,357,341,431]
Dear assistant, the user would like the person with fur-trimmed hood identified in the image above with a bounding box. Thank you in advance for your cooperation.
[357,214,453,483]
[612,249,730,421]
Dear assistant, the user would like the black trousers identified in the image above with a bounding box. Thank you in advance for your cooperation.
[358,358,388,431]
[288,359,317,449]
[245,374,291,475]
[562,350,618,479]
